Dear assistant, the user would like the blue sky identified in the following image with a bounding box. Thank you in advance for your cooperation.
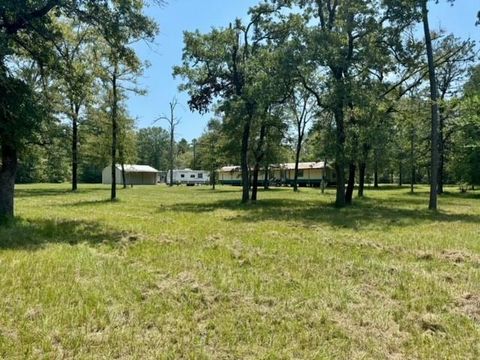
[127,0,479,142]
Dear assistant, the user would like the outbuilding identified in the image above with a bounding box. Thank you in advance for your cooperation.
[102,164,159,185]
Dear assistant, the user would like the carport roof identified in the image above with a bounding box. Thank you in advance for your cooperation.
[114,164,159,173]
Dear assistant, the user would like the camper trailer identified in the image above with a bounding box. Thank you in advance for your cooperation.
[166,169,210,185]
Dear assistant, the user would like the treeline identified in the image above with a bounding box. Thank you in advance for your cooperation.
[15,124,197,184]
[1,1,480,220]
[175,0,480,208]
[0,1,164,219]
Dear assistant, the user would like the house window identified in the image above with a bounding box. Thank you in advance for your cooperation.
[198,173,203,178]
[190,174,195,178]
[298,170,304,177]
[181,174,185,178]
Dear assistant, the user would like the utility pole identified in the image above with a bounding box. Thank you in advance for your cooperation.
[192,138,197,170]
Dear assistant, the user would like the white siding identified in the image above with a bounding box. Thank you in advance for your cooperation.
[102,165,158,185]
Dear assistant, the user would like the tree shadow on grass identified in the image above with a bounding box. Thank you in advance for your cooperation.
[363,185,427,192]
[441,191,480,200]
[0,218,125,250]
[156,197,480,230]
[358,194,431,207]
[183,187,288,194]
[15,187,107,198]
[64,199,114,207]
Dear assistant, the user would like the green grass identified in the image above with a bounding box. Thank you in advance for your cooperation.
[1,184,479,359]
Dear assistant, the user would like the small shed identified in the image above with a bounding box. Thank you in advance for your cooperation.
[102,164,159,185]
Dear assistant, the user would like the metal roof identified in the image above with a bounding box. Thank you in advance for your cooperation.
[274,162,330,170]
[114,164,159,173]
[219,166,242,172]
[168,169,210,173]
[219,162,330,172]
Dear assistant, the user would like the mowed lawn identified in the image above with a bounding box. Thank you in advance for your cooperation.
[0,184,479,359]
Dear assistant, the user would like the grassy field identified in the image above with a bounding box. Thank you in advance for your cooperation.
[0,184,479,359]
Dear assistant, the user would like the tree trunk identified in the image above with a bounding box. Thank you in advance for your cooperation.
[374,157,379,188]
[399,162,403,187]
[111,68,118,201]
[411,166,415,194]
[345,162,356,205]
[410,126,415,194]
[438,127,444,194]
[251,163,260,201]
[321,158,327,194]
[240,118,251,203]
[333,106,346,207]
[71,109,79,192]
[264,163,269,190]
[169,127,174,187]
[0,143,17,221]
[438,100,446,195]
[211,169,216,190]
[293,121,304,192]
[422,1,440,210]
[358,161,366,197]
[121,162,127,189]
[192,140,196,170]
[251,123,267,202]
[293,135,302,192]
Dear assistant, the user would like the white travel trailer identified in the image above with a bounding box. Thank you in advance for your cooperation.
[166,169,210,185]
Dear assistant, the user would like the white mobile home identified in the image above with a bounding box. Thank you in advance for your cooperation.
[218,162,335,187]
[270,162,335,186]
[166,169,210,185]
[102,164,159,185]
[217,166,243,185]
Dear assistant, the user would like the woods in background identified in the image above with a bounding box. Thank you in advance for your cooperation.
[1,0,479,220]
[175,0,480,206]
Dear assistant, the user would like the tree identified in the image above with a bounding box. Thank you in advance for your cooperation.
[393,95,430,193]
[137,127,169,171]
[0,0,159,219]
[421,0,441,210]
[0,0,63,220]
[95,2,157,200]
[196,119,225,190]
[434,36,475,194]
[451,96,480,189]
[157,98,181,186]
[191,138,197,170]
[250,106,287,201]
[117,112,138,188]
[287,90,315,192]
[450,67,480,189]
[174,3,287,203]
[50,18,95,191]
[0,75,47,220]
[464,64,480,97]
[276,0,421,206]
[80,100,112,183]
